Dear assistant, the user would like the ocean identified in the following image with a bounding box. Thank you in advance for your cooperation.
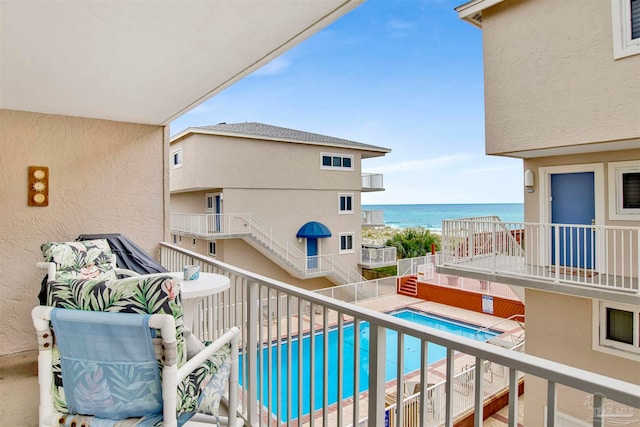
[362,203,524,231]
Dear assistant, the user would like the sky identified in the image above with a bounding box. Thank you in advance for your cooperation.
[170,0,524,205]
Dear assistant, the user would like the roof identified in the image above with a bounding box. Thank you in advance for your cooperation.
[455,0,506,27]
[172,122,391,156]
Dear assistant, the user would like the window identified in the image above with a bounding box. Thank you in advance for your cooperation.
[608,160,640,219]
[595,301,640,358]
[171,149,183,168]
[172,234,182,245]
[339,193,354,214]
[321,153,354,171]
[611,0,640,58]
[191,238,197,249]
[339,232,354,253]
[208,241,217,256]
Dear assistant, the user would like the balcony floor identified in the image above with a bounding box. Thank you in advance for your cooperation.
[1,296,525,427]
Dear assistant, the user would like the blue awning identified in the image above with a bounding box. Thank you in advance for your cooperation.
[296,221,332,238]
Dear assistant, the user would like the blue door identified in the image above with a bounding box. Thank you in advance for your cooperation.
[551,172,595,269]
[307,238,318,269]
[215,195,222,232]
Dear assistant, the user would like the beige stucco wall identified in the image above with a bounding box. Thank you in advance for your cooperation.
[482,0,640,155]
[170,186,362,288]
[170,134,362,192]
[0,109,167,356]
[524,289,640,426]
[523,148,640,225]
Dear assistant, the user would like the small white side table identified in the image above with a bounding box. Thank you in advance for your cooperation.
[173,272,230,330]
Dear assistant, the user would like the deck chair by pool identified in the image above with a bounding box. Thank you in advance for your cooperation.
[34,274,240,427]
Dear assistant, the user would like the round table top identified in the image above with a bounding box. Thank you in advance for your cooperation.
[171,271,230,299]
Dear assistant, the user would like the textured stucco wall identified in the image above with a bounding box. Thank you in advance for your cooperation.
[170,133,362,192]
[482,0,640,154]
[522,149,640,225]
[0,109,167,356]
[524,289,640,426]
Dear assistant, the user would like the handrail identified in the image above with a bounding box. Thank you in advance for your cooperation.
[170,212,363,284]
[161,243,640,413]
[475,314,525,337]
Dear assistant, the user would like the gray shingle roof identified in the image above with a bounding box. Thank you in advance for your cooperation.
[192,122,390,153]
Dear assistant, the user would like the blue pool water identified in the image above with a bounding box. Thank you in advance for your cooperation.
[239,309,498,421]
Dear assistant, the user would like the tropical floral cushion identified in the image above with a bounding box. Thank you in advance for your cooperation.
[45,274,230,424]
[41,239,118,282]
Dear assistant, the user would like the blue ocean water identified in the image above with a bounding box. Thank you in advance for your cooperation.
[362,203,524,230]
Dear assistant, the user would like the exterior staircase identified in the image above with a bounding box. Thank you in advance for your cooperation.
[398,274,418,297]
[170,213,365,285]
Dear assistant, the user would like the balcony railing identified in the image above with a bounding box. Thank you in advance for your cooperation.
[362,173,384,191]
[360,246,397,268]
[170,213,364,284]
[362,209,384,227]
[441,218,640,295]
[160,243,639,427]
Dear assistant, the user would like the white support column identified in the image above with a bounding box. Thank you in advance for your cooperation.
[368,324,386,427]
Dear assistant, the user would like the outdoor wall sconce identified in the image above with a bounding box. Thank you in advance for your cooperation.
[524,169,535,192]
[28,166,49,206]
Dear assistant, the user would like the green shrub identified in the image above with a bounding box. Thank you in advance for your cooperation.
[385,228,441,259]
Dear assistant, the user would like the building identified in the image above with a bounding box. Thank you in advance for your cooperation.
[443,0,640,425]
[1,2,638,426]
[168,122,391,290]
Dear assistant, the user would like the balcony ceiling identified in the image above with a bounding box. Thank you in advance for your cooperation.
[0,0,363,125]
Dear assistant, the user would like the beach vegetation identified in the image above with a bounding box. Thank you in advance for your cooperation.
[384,228,441,259]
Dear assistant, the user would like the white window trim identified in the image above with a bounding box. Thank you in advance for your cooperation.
[339,232,355,254]
[320,152,355,171]
[611,0,640,59]
[608,160,640,220]
[338,193,354,214]
[208,241,217,256]
[593,300,640,361]
[171,149,183,169]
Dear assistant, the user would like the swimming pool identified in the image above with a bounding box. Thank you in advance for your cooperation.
[240,308,498,421]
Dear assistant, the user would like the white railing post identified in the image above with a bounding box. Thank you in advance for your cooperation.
[246,281,259,426]
[554,225,560,281]
[368,324,386,427]
[547,380,557,427]
[474,357,484,427]
[592,393,604,427]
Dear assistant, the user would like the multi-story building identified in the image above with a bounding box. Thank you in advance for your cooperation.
[443,0,640,425]
[168,122,391,289]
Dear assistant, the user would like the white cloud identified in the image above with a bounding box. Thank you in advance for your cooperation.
[251,57,292,77]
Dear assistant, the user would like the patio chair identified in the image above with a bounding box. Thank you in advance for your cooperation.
[34,274,241,427]
[37,238,140,283]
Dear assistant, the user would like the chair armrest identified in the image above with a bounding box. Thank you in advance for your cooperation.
[177,327,240,383]
[36,262,56,281]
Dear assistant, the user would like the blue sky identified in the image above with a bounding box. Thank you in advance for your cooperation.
[170,0,524,205]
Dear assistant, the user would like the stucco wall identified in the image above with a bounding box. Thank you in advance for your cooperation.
[482,0,640,154]
[524,289,640,426]
[523,149,640,225]
[0,109,167,356]
[170,134,362,192]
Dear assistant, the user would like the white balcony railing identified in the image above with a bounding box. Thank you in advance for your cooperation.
[360,246,397,267]
[362,209,384,227]
[160,243,639,427]
[441,218,640,294]
[170,213,364,284]
[362,173,384,191]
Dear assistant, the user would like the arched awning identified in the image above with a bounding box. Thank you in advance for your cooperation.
[296,221,332,238]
